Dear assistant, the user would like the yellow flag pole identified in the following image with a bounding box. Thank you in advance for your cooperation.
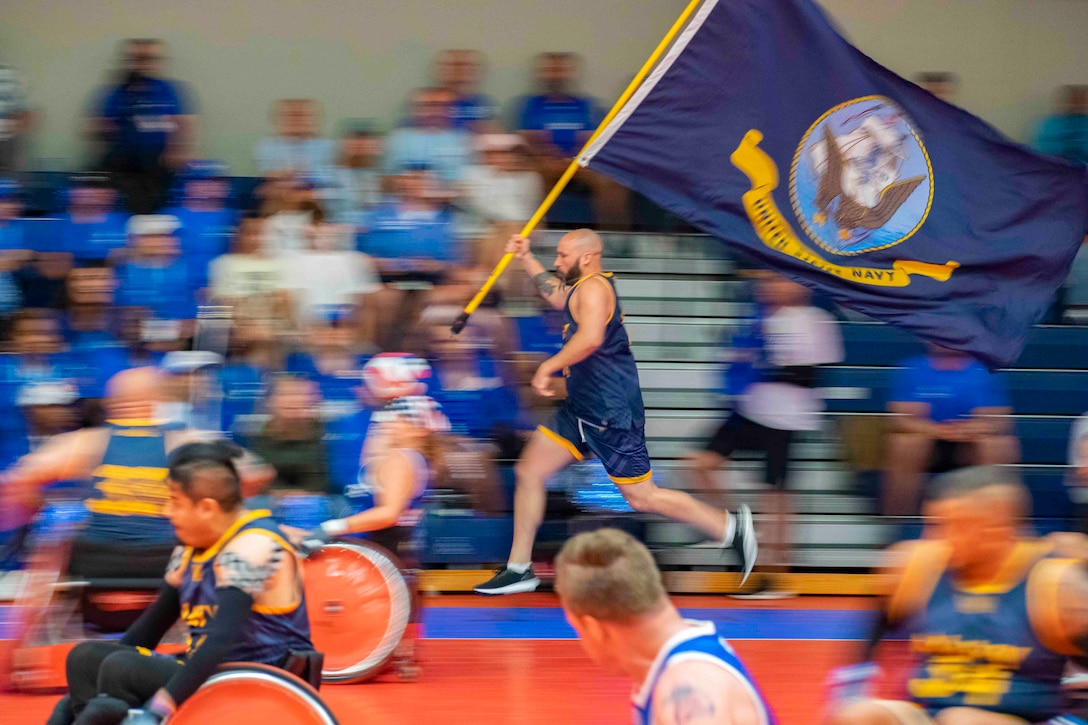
[451,0,706,334]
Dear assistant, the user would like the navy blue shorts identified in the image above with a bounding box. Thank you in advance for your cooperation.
[539,404,652,485]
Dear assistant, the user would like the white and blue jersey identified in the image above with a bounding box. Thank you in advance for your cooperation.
[343,447,428,529]
[633,621,776,725]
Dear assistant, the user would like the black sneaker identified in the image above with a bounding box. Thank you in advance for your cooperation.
[473,566,541,595]
[731,504,758,585]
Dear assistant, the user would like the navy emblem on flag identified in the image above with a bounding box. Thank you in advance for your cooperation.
[792,96,933,256]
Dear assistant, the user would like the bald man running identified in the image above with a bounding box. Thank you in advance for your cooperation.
[6,367,272,580]
[476,230,757,595]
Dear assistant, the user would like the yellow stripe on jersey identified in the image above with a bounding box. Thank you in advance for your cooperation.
[610,471,653,485]
[192,510,272,563]
[537,425,584,461]
[956,540,1052,595]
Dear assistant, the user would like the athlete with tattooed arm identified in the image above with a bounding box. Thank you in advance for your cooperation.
[556,528,777,725]
[47,441,314,725]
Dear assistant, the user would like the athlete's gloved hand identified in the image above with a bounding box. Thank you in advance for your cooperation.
[121,708,164,725]
[298,519,349,557]
[824,662,881,704]
[297,528,333,558]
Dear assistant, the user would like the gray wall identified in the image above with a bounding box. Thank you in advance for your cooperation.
[1,0,1085,174]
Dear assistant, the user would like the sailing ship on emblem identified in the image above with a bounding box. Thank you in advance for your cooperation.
[806,108,927,248]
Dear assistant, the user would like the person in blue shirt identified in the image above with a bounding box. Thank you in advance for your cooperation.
[884,344,1019,517]
[0,309,75,469]
[0,179,29,314]
[164,160,236,295]
[362,164,466,274]
[63,263,129,402]
[89,39,195,213]
[517,52,629,229]
[53,173,130,265]
[115,215,197,340]
[434,49,497,133]
[1035,85,1088,166]
[383,87,474,185]
[328,122,384,230]
[361,163,471,350]
[422,305,524,442]
[254,98,337,179]
[285,305,372,423]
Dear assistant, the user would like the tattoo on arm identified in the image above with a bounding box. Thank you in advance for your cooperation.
[215,547,285,598]
[664,685,716,724]
[534,272,564,299]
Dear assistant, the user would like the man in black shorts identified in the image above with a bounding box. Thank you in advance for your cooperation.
[687,272,842,598]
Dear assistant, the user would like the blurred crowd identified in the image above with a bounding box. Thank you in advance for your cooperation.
[0,41,1085,574]
[0,42,648,539]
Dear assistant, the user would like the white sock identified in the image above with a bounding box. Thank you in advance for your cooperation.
[507,561,531,574]
[721,512,736,547]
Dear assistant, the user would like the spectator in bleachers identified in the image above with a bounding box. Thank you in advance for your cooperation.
[435,49,497,134]
[165,159,236,294]
[265,191,324,258]
[686,272,843,598]
[55,172,128,266]
[246,374,331,494]
[517,52,629,230]
[0,180,29,317]
[383,86,474,186]
[1035,84,1088,166]
[0,62,33,173]
[0,309,71,467]
[255,98,336,178]
[208,214,293,327]
[463,134,545,296]
[286,306,371,422]
[115,215,196,349]
[63,264,128,403]
[15,380,81,454]
[280,211,381,347]
[884,344,1019,517]
[327,121,384,229]
[466,134,544,226]
[87,39,195,213]
[362,162,470,349]
[422,304,524,443]
[915,71,958,104]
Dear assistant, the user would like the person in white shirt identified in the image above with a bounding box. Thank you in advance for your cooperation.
[207,214,293,327]
[279,212,382,346]
[686,271,843,598]
[465,134,544,224]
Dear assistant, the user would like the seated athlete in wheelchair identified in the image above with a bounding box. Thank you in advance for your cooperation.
[266,383,450,684]
[0,368,274,691]
[48,440,324,725]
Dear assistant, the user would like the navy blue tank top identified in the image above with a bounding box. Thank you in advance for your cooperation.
[900,540,1073,720]
[562,273,645,429]
[176,510,312,666]
[83,419,180,544]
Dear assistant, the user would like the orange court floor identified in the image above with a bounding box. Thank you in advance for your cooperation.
[2,595,913,725]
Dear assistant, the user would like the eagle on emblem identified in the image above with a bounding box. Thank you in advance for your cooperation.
[808,115,926,243]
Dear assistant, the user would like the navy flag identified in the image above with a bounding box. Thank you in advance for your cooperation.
[580,0,1088,368]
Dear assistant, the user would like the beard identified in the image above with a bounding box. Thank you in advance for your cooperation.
[562,261,582,285]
